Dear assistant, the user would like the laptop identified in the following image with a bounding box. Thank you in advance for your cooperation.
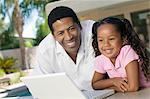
[21,73,114,99]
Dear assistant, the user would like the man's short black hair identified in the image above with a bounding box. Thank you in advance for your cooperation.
[48,6,82,34]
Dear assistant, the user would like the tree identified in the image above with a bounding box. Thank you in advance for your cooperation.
[0,1,19,50]
[12,0,25,69]
[1,0,57,69]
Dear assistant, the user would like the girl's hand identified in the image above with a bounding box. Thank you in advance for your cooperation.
[112,77,128,92]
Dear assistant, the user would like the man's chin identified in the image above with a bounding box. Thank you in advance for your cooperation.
[65,45,76,50]
[66,48,78,53]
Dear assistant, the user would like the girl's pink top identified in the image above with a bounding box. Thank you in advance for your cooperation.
[94,45,150,88]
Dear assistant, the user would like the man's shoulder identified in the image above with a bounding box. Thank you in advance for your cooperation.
[81,20,95,27]
[80,20,95,35]
[38,33,56,53]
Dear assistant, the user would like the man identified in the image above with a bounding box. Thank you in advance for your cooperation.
[31,6,95,90]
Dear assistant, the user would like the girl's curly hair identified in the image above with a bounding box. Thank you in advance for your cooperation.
[92,17,150,80]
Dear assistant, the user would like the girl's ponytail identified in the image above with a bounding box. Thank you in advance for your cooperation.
[122,19,150,80]
[92,22,101,57]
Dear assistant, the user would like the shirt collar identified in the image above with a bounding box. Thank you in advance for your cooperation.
[102,54,121,70]
[55,34,85,67]
[56,41,66,54]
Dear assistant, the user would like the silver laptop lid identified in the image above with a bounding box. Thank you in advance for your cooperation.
[21,73,86,99]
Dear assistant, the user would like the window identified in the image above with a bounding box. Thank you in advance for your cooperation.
[131,9,150,47]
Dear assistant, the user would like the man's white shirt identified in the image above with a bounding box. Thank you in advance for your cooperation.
[30,20,95,90]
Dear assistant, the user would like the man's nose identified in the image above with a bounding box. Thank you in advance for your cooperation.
[65,31,73,40]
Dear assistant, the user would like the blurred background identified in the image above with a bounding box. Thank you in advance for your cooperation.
[0,0,150,76]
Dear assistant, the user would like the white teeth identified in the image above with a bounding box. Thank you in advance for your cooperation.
[105,49,112,54]
[67,42,75,47]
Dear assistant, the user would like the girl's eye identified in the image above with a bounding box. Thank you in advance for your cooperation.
[109,38,115,40]
[99,39,103,42]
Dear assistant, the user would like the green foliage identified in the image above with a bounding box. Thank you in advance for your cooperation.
[0,21,19,50]
[1,0,57,49]
[25,40,33,48]
[0,69,6,77]
[0,35,19,50]
[19,70,28,77]
[35,17,51,45]
[0,57,19,74]
[0,12,19,50]
[21,0,58,17]
[0,17,7,34]
[9,70,30,84]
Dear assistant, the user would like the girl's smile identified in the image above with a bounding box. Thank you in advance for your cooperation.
[97,24,123,63]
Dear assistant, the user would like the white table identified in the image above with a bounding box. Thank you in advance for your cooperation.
[107,88,150,99]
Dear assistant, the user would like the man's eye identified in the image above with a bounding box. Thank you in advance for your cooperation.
[69,27,76,31]
[58,32,64,35]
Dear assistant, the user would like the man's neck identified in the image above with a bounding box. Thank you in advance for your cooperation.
[67,52,78,64]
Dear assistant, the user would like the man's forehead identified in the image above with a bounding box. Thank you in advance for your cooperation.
[54,17,74,24]
[52,17,75,31]
[55,20,63,24]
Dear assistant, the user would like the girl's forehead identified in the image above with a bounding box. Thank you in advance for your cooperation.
[97,24,121,37]
[98,24,117,30]
[97,24,118,32]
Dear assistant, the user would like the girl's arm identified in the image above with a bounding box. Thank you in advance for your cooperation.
[92,71,128,92]
[125,60,139,92]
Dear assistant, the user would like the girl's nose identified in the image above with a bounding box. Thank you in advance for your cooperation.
[104,40,110,47]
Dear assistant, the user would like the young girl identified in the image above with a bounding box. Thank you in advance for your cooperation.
[92,17,150,92]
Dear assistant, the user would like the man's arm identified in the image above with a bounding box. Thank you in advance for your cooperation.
[29,34,55,76]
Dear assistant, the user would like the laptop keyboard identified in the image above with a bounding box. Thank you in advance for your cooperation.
[82,89,114,99]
